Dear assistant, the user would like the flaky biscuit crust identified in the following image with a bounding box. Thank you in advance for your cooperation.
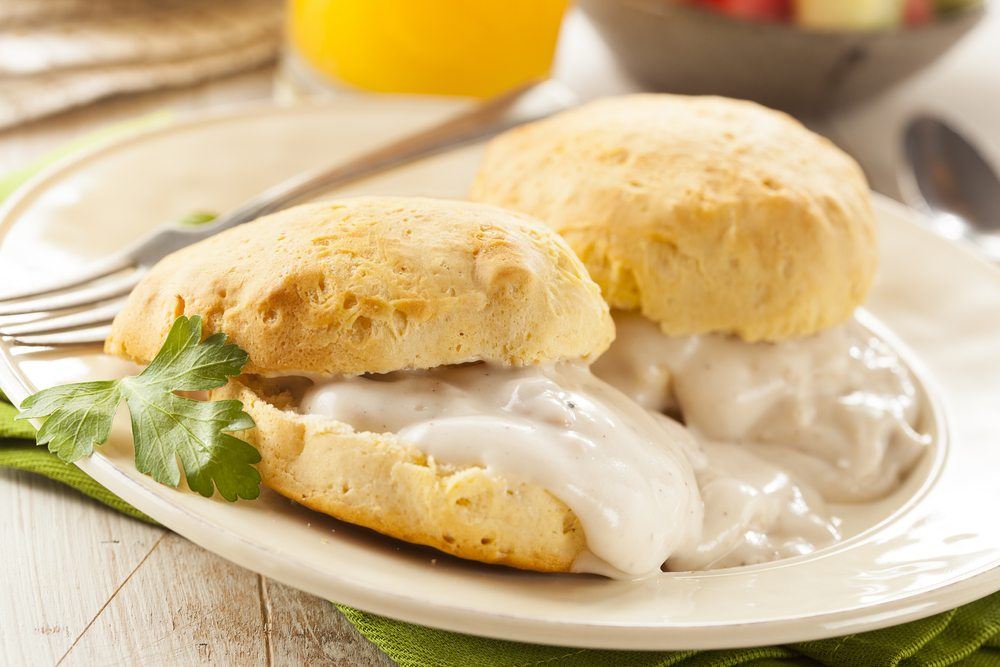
[215,378,586,572]
[470,94,877,341]
[106,197,613,374]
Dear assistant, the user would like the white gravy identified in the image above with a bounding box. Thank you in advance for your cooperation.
[300,362,704,577]
[593,311,929,503]
[669,439,840,570]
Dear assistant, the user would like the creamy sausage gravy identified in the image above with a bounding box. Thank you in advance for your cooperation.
[593,311,929,503]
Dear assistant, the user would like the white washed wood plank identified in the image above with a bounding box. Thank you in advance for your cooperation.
[0,469,165,666]
[60,532,267,666]
[262,578,393,667]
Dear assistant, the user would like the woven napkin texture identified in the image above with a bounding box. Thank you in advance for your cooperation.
[1,128,999,667]
[0,0,282,130]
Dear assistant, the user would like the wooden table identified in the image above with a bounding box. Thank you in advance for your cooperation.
[2,8,998,666]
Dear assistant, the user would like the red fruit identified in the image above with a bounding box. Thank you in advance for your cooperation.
[694,0,727,11]
[701,0,792,21]
[904,0,934,25]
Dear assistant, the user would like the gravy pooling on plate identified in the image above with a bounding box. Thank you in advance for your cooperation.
[594,312,929,504]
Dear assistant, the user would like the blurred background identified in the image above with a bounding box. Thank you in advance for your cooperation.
[0,0,997,211]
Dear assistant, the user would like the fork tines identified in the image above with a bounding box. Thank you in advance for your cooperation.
[0,258,142,346]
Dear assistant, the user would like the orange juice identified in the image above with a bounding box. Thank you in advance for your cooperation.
[287,0,570,97]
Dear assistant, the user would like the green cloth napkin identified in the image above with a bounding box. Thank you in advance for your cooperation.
[2,126,999,667]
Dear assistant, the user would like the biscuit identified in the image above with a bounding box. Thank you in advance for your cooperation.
[107,196,611,571]
[214,377,586,571]
[107,196,614,374]
[470,94,877,341]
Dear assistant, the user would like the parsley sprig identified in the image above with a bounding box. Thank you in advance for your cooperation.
[17,315,261,501]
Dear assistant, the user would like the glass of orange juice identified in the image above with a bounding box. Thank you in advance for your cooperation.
[285,0,571,98]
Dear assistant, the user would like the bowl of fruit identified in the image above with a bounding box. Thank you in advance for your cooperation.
[580,0,984,114]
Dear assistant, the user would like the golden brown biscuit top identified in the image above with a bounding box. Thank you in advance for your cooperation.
[470,94,878,341]
[106,196,614,374]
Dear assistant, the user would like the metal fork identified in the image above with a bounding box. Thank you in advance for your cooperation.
[0,80,576,347]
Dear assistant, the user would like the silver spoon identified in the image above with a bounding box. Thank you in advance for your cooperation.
[900,115,1000,262]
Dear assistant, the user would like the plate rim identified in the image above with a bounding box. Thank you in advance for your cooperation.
[1,101,998,651]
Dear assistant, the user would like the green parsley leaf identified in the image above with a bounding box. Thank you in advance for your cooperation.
[17,315,261,501]
[174,210,218,227]
[25,380,121,461]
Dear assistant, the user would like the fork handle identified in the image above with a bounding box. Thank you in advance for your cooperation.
[131,81,576,264]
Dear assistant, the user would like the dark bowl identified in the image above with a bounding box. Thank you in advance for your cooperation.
[580,0,984,115]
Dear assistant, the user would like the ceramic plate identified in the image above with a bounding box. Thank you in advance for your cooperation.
[1,100,998,650]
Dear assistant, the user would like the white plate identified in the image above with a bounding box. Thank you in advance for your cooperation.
[1,100,999,651]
